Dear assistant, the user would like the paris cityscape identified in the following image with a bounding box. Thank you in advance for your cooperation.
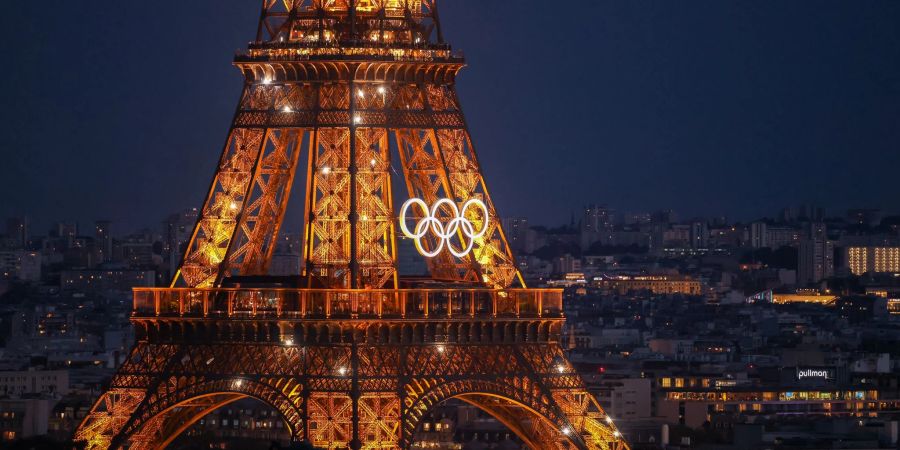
[2,206,900,449]
[3,1,900,450]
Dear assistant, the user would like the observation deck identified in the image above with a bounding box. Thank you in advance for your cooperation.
[131,288,566,345]
[133,288,562,321]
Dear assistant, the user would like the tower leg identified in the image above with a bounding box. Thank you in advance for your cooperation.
[398,342,627,450]
[176,120,267,287]
[392,83,523,288]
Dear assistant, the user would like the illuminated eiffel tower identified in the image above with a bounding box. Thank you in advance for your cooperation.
[73,1,629,449]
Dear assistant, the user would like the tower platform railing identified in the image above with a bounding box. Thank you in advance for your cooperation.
[132,287,563,321]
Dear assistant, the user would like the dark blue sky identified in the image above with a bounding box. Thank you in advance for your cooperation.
[2,1,899,234]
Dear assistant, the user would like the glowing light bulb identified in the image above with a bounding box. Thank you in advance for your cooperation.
[229,202,238,210]
[613,430,621,438]
[353,115,362,124]
[283,338,294,346]
[282,106,293,113]
[357,90,365,98]
[370,158,377,166]
[605,416,613,424]
[261,77,271,85]
[436,344,446,354]
[377,86,386,94]
[337,366,348,376]
[556,365,566,373]
[321,166,331,175]
[561,426,571,436]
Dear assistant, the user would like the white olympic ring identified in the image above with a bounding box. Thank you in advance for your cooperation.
[399,197,489,258]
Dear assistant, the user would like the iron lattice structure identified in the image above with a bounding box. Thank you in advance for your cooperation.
[73,2,629,449]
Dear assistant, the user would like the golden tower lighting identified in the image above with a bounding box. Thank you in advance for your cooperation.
[73,2,628,449]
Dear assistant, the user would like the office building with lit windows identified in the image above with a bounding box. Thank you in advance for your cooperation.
[659,388,892,428]
[655,374,898,428]
[0,398,52,442]
[846,246,900,275]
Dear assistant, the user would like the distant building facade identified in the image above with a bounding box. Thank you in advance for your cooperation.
[798,223,833,285]
[0,370,68,397]
[846,246,900,275]
[767,226,801,249]
[61,269,155,292]
[94,220,113,263]
[750,222,767,248]
[0,398,52,442]
[0,251,41,282]
[5,217,28,249]
[501,217,529,254]
[594,275,702,296]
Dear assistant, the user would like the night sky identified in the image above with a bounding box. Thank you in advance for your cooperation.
[3,1,900,235]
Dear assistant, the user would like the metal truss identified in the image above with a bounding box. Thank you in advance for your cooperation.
[255,1,441,45]
[77,2,627,449]
[75,326,628,450]
[172,74,520,289]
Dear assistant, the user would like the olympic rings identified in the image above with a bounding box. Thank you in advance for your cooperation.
[399,197,489,258]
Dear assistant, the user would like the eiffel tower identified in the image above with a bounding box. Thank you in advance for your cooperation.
[73,2,628,449]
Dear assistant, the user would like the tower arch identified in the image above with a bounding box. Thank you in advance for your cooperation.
[112,378,304,449]
[403,378,575,449]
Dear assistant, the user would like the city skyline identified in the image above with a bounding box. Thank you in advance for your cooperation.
[5,201,899,242]
[3,1,900,231]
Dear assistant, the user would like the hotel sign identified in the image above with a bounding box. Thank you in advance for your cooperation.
[796,367,834,381]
